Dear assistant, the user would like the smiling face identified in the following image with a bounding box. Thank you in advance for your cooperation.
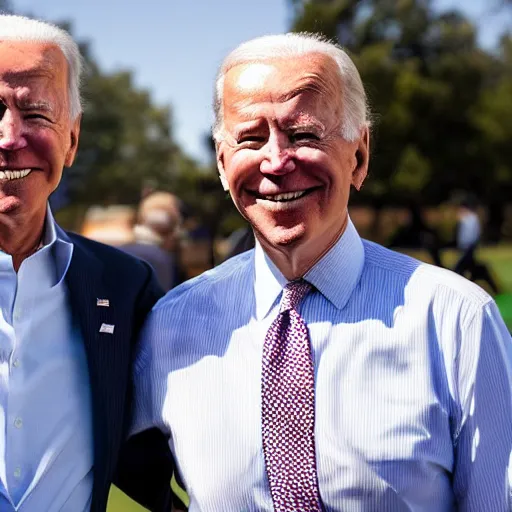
[0,41,80,220]
[217,53,368,259]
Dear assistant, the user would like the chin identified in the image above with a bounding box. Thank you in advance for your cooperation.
[260,223,310,248]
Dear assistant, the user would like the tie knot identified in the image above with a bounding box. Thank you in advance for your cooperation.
[280,279,312,313]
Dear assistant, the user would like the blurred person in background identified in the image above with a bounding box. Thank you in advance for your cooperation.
[223,224,255,260]
[454,195,500,294]
[131,32,512,511]
[0,15,176,512]
[389,200,444,267]
[121,191,184,291]
[81,204,136,247]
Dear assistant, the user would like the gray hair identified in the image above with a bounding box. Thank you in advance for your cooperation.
[213,32,370,144]
[0,15,83,120]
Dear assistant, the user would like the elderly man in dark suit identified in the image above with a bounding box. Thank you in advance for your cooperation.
[0,14,176,512]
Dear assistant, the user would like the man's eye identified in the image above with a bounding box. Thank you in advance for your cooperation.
[237,136,265,144]
[290,132,319,142]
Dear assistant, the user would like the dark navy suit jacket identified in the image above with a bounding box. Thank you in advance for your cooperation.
[64,232,175,512]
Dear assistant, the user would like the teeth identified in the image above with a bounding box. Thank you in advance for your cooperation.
[0,169,32,180]
[264,190,307,201]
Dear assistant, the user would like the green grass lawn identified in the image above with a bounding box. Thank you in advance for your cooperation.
[107,485,147,512]
[484,245,512,328]
[107,475,189,512]
[106,245,512,511]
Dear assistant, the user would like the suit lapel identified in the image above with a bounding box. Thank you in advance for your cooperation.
[65,239,129,507]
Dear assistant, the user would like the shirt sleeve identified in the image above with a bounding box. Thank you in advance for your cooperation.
[129,305,169,438]
[452,300,512,511]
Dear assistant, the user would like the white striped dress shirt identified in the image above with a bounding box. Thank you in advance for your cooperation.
[132,219,512,511]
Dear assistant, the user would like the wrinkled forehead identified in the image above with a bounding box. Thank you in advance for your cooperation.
[0,40,68,91]
[222,52,343,122]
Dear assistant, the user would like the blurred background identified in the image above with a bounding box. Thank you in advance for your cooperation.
[4,0,511,508]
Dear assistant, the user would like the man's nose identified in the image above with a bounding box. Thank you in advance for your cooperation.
[260,132,296,175]
[0,110,28,151]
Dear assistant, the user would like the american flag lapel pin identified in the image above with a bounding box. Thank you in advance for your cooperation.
[97,298,110,307]
[99,323,115,334]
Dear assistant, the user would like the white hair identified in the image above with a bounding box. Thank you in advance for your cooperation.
[0,15,83,120]
[213,32,370,143]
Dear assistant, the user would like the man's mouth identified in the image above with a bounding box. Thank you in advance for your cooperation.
[0,169,32,180]
[252,188,317,203]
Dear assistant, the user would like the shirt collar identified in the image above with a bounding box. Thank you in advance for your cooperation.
[16,205,73,286]
[253,217,365,320]
[0,205,73,284]
[32,204,74,286]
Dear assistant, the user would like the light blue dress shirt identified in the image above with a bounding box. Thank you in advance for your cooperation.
[132,219,512,512]
[0,207,93,511]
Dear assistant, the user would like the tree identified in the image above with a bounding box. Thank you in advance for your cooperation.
[171,136,244,266]
[0,0,13,13]
[40,22,203,234]
[67,37,180,206]
[469,35,512,241]
[289,0,511,241]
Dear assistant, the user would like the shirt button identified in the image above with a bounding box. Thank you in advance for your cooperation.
[12,359,20,368]
[14,417,22,429]
[13,467,21,479]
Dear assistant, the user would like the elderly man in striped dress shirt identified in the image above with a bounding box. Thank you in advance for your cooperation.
[131,32,512,512]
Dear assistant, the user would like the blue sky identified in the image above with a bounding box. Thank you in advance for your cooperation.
[12,0,511,163]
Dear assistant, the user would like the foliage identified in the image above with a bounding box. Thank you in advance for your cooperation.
[289,0,512,240]
[67,36,180,206]
[171,150,240,236]
[0,0,12,13]
[43,22,222,240]
[470,35,512,190]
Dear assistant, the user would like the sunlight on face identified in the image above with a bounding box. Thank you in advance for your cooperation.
[0,41,80,218]
[218,54,365,256]
[235,63,274,92]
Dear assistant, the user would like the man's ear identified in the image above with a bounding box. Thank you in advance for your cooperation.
[64,114,82,167]
[217,145,230,192]
[351,126,369,191]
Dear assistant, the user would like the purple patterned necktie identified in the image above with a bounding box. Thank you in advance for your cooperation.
[261,279,323,511]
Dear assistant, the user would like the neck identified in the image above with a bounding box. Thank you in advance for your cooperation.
[0,208,46,272]
[257,215,348,281]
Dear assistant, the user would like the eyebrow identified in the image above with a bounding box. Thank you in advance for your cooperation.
[231,104,263,122]
[4,66,55,82]
[17,99,54,112]
[276,86,308,104]
[276,77,329,103]
[283,118,325,131]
